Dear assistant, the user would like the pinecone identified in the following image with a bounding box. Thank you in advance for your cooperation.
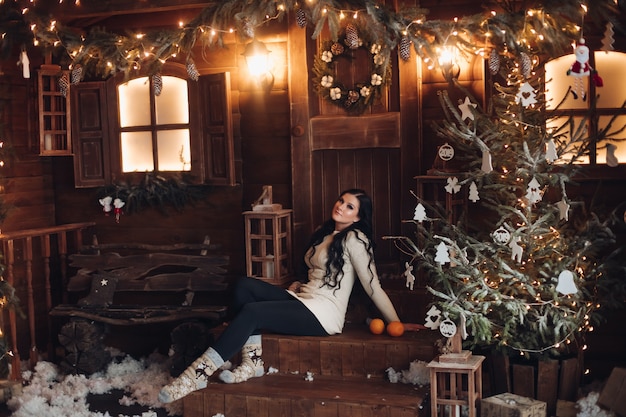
[344,24,359,49]
[344,90,360,107]
[488,49,500,75]
[399,36,411,61]
[152,73,163,96]
[296,8,307,28]
[187,60,199,81]
[58,73,70,97]
[331,42,344,56]
[70,65,83,84]
[519,52,532,78]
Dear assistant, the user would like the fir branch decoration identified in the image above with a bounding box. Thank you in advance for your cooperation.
[97,173,212,216]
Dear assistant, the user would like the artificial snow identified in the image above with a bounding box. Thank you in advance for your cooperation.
[7,349,182,417]
[386,360,430,386]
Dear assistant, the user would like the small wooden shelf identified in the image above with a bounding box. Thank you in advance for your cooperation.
[38,65,72,156]
[243,209,293,285]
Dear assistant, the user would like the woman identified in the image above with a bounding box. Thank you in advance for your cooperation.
[159,189,413,403]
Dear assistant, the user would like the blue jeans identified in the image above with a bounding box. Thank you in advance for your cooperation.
[212,277,328,361]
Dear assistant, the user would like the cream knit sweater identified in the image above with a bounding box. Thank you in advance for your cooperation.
[289,230,400,334]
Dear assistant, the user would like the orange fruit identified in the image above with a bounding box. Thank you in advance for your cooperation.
[369,318,385,335]
[386,321,405,337]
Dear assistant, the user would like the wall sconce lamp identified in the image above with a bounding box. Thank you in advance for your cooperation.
[438,46,461,81]
[243,39,274,91]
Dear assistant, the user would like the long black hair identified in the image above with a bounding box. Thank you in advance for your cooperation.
[305,189,376,291]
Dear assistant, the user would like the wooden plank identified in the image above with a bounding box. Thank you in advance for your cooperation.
[341,342,365,377]
[224,393,247,417]
[488,353,511,395]
[320,339,342,376]
[279,338,300,374]
[364,342,387,377]
[268,397,291,417]
[338,403,364,417]
[246,396,270,417]
[310,113,401,150]
[537,359,559,416]
[512,363,535,399]
[298,339,321,375]
[315,400,338,417]
[558,357,580,401]
[262,335,280,371]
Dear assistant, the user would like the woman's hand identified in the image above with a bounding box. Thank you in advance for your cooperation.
[402,323,427,332]
[288,281,302,293]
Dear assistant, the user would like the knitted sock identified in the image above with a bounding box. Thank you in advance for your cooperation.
[219,335,264,384]
[158,347,224,403]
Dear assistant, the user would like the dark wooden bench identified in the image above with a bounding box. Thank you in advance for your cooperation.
[49,236,230,374]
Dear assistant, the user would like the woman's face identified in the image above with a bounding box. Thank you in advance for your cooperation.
[332,193,361,231]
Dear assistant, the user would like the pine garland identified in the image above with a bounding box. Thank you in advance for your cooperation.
[97,173,212,216]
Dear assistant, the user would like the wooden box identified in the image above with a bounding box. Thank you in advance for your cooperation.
[598,367,626,417]
[481,393,547,417]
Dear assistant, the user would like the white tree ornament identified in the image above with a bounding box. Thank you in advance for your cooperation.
[435,241,450,265]
[469,182,480,202]
[404,262,415,290]
[445,177,461,194]
[424,305,442,330]
[413,203,427,222]
[556,270,578,295]
[516,82,537,107]
[458,96,477,121]
[546,139,558,163]
[525,177,543,204]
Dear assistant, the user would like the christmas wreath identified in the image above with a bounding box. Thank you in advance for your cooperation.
[312,24,391,115]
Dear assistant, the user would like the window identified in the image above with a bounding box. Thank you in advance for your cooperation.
[545,51,626,166]
[118,76,191,172]
[71,66,236,187]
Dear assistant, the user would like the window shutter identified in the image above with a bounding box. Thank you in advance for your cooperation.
[71,82,111,187]
[198,72,235,185]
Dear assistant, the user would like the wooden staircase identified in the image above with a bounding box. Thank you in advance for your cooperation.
[183,324,441,417]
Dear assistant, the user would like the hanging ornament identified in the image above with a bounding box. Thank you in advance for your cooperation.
[557,198,570,221]
[492,226,511,245]
[344,90,360,108]
[567,38,603,101]
[413,202,427,222]
[403,262,415,290]
[242,18,255,39]
[444,177,461,194]
[58,73,70,98]
[458,96,477,121]
[606,143,619,167]
[509,236,523,263]
[546,139,558,163]
[330,42,344,56]
[399,36,411,62]
[434,241,450,265]
[438,143,455,161]
[70,65,83,84]
[99,196,113,216]
[481,149,493,173]
[488,49,500,75]
[600,22,615,53]
[18,50,30,78]
[516,82,537,107]
[424,305,442,330]
[152,73,163,96]
[469,182,480,202]
[519,52,532,78]
[556,270,578,295]
[344,23,359,49]
[439,317,457,338]
[525,177,543,204]
[295,8,307,28]
[113,198,125,223]
[459,313,468,340]
[186,59,199,81]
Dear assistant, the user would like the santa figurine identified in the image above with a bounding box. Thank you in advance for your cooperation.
[566,38,603,101]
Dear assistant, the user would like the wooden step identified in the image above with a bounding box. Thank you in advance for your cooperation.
[184,324,442,417]
[184,373,430,417]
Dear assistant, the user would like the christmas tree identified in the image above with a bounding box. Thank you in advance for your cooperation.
[386,50,626,359]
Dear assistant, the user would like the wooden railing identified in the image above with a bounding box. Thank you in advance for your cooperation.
[0,222,95,379]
